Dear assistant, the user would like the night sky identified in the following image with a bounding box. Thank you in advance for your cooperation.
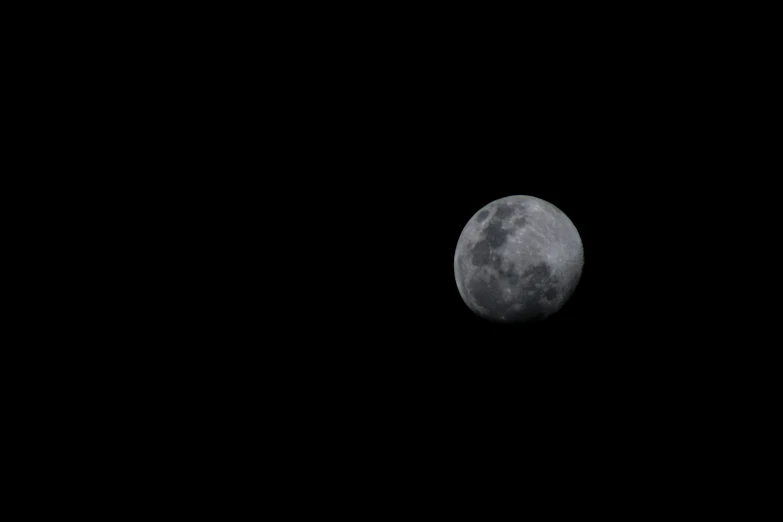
[188,12,769,495]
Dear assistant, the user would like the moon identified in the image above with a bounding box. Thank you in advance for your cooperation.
[454,195,584,323]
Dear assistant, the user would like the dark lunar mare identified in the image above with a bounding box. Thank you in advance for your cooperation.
[471,241,491,266]
[469,204,519,268]
[493,205,515,220]
[516,263,560,319]
[498,262,520,286]
[468,262,560,322]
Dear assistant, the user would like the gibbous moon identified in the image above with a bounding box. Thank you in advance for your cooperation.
[454,195,584,323]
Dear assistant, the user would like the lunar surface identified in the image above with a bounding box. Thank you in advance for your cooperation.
[454,195,583,323]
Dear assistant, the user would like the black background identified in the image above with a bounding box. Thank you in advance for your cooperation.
[213,21,758,409]
[11,4,774,512]
[273,38,718,371]
[165,9,775,496]
[240,40,727,465]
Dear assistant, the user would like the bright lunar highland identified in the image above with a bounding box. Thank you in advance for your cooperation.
[454,195,584,323]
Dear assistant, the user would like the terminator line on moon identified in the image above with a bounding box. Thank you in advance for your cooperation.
[454,195,584,323]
